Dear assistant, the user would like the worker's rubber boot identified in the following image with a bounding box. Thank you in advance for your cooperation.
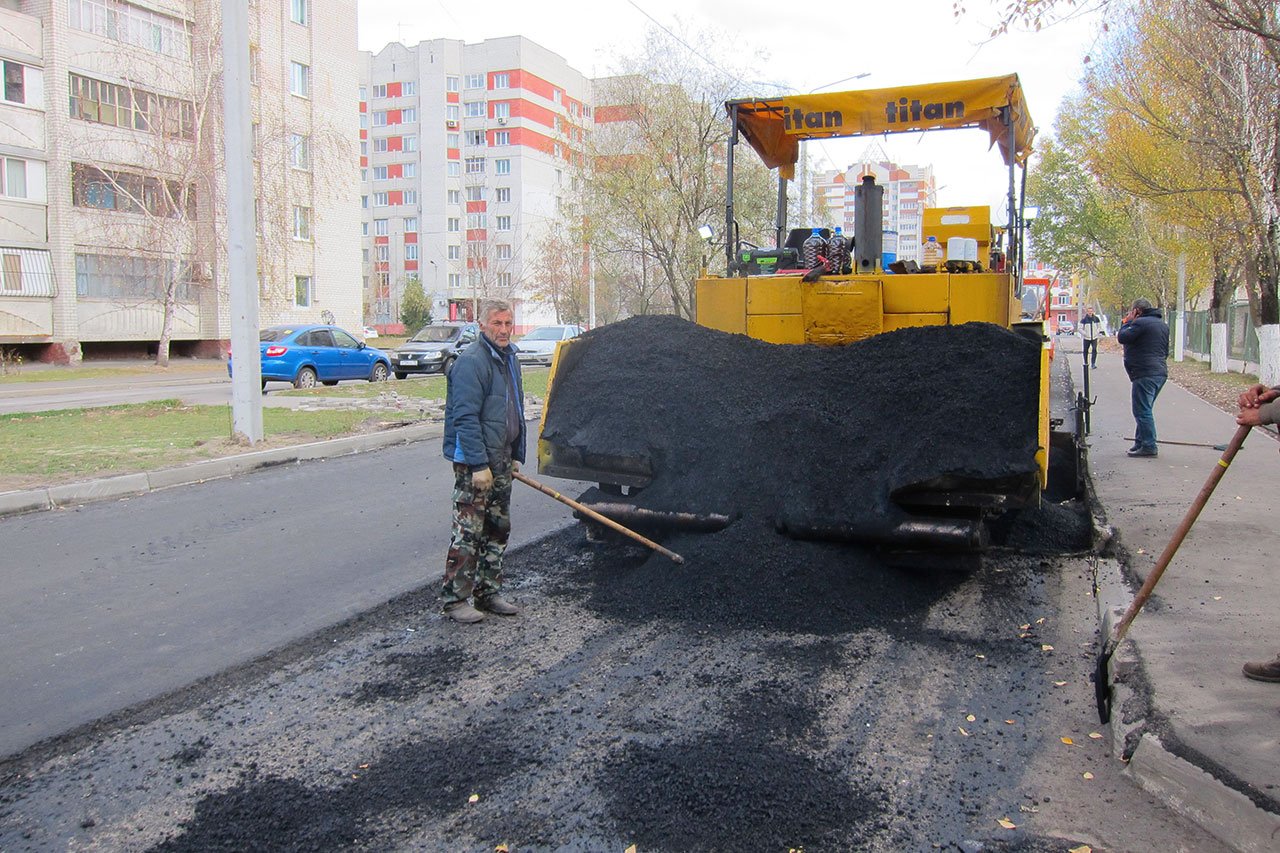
[476,595,520,616]
[1242,655,1280,683]
[444,602,486,624]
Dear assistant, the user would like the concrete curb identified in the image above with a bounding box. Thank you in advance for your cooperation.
[1091,485,1280,851]
[0,422,443,518]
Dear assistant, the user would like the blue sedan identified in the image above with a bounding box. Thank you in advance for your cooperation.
[230,324,392,390]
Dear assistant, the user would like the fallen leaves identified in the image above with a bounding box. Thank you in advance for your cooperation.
[966,714,976,722]
[1053,680,1068,687]
[468,793,480,804]
[1004,719,1016,725]
[1061,736,1075,746]
[1082,771,1095,780]
[1088,732,1103,740]
[1069,845,1093,853]
[496,846,510,853]
[996,817,1017,829]
[959,727,971,737]
[1041,644,1055,652]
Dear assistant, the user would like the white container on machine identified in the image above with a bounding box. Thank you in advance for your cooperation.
[922,236,944,266]
[946,236,980,263]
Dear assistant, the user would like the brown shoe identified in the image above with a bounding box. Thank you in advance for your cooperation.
[443,602,485,624]
[475,595,519,616]
[1242,655,1280,682]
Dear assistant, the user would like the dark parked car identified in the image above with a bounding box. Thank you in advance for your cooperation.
[516,324,584,367]
[391,322,478,378]
[229,324,391,389]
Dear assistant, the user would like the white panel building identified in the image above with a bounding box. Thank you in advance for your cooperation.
[0,0,361,363]
[360,36,591,332]
[815,154,937,265]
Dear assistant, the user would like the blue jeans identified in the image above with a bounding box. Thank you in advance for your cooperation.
[1131,375,1166,451]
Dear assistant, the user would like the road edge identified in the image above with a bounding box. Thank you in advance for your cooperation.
[0,422,445,518]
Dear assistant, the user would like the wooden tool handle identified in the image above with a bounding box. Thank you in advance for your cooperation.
[513,471,685,565]
[1108,423,1252,649]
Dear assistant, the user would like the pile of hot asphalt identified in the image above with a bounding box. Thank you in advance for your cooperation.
[542,314,1042,532]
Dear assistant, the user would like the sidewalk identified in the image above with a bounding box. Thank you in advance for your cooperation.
[1072,336,1280,846]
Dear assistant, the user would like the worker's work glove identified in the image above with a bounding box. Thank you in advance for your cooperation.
[512,460,521,473]
[472,467,493,493]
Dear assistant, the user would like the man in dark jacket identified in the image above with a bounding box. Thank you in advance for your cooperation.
[439,298,526,623]
[1116,297,1169,458]
[1078,306,1102,369]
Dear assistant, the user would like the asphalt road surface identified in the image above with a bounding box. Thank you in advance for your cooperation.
[0,527,1226,851]
[0,440,583,758]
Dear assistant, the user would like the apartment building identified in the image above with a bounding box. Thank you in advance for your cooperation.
[0,0,360,363]
[359,36,592,332]
[815,153,936,264]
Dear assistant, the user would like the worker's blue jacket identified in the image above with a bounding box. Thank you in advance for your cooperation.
[442,333,526,469]
[1117,308,1170,381]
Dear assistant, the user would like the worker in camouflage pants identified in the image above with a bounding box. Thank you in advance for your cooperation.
[439,298,526,623]
[441,458,513,611]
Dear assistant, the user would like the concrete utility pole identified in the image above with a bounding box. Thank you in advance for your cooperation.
[1174,251,1186,362]
[222,0,262,441]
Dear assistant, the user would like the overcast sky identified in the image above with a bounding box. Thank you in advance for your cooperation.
[356,0,1104,220]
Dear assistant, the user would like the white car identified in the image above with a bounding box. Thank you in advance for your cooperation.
[361,326,379,340]
[517,324,584,366]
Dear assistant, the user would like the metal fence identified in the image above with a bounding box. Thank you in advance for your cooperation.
[1176,302,1260,364]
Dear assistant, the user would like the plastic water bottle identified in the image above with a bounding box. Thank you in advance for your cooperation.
[827,227,849,274]
[922,236,943,267]
[801,228,827,270]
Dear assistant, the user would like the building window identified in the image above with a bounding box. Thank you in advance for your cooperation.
[361,221,368,236]
[446,76,459,92]
[1,156,29,199]
[372,83,387,99]
[493,73,509,89]
[402,108,417,122]
[497,272,512,288]
[69,0,191,60]
[359,113,367,129]
[465,101,485,118]
[3,61,34,105]
[372,165,388,180]
[465,185,486,201]
[249,46,259,84]
[493,102,510,119]
[290,62,310,97]
[496,187,511,203]
[375,245,389,261]
[495,159,511,176]
[69,74,195,139]
[1,252,23,292]
[467,213,487,228]
[496,245,512,260]
[361,195,368,208]
[466,130,486,146]
[71,163,195,217]
[494,131,509,146]
[374,218,388,236]
[289,0,307,25]
[359,85,367,100]
[403,81,416,96]
[75,253,195,299]
[447,162,460,176]
[496,215,511,231]
[447,189,460,204]
[553,88,562,104]
[405,244,419,260]
[447,217,460,232]
[403,216,417,232]
[446,133,460,147]
[465,157,485,174]
[373,192,388,206]
[360,141,368,156]
[447,273,461,288]
[288,133,311,170]
[447,245,460,260]
[403,162,417,178]
[373,138,389,153]
[293,206,312,240]
[403,190,418,205]
[446,105,460,122]
[372,111,387,127]
[295,275,311,307]
[404,135,418,152]
[465,73,484,88]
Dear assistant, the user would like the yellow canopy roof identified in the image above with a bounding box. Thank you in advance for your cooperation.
[731,74,1036,179]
